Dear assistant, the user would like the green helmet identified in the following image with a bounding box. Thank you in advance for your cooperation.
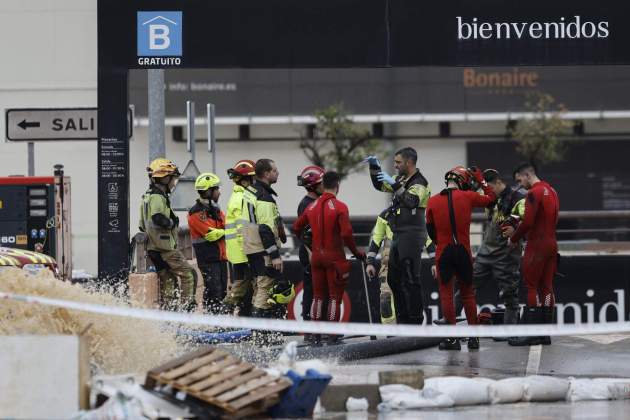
[267,283,296,305]
[195,172,221,191]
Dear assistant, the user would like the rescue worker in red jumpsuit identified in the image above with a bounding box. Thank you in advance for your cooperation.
[506,162,560,346]
[296,165,325,344]
[426,166,496,351]
[293,171,365,345]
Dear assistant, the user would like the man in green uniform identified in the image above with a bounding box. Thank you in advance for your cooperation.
[475,169,526,331]
[241,158,294,319]
[365,147,431,324]
[139,158,196,311]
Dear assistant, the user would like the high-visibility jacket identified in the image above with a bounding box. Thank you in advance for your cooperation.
[225,185,248,264]
[369,167,431,236]
[188,198,227,263]
[139,186,178,252]
[241,180,282,258]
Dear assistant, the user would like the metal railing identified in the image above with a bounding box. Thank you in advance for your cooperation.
[129,210,630,272]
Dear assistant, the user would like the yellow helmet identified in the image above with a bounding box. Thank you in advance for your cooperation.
[195,172,221,191]
[267,284,296,305]
[147,158,180,178]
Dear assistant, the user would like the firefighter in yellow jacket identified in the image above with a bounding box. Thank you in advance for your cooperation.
[222,160,257,315]
[241,158,294,319]
[139,158,196,311]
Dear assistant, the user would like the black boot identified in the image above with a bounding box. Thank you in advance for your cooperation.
[467,337,480,350]
[508,307,544,346]
[539,306,554,345]
[439,338,461,351]
[326,335,342,346]
[493,307,519,342]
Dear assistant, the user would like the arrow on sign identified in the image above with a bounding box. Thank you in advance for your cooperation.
[18,119,40,130]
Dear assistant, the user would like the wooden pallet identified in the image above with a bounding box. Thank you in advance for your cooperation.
[145,346,291,418]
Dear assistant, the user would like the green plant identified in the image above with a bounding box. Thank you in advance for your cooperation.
[509,91,572,166]
[300,104,383,180]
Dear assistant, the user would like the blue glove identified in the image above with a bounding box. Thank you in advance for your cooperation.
[362,155,381,167]
[377,171,396,186]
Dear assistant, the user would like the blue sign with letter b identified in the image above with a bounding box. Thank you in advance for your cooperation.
[137,11,182,56]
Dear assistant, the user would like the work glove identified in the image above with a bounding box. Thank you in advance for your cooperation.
[468,166,486,189]
[376,171,396,186]
[362,155,381,168]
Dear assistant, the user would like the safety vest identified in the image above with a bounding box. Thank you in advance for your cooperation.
[225,185,248,264]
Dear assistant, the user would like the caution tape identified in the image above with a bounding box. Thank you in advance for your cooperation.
[2,290,630,338]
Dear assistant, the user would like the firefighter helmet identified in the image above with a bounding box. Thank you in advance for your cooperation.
[297,165,325,190]
[195,172,221,191]
[444,166,473,190]
[147,158,180,178]
[227,159,256,180]
[267,283,296,305]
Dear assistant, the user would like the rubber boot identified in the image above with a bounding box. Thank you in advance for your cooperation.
[493,307,519,342]
[326,335,342,346]
[508,307,543,346]
[439,338,461,351]
[467,337,480,350]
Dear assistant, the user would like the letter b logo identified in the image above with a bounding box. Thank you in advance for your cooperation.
[137,11,182,56]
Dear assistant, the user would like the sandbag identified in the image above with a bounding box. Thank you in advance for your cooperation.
[567,378,612,402]
[592,378,630,400]
[522,375,570,402]
[424,377,494,406]
[346,397,369,411]
[378,384,454,411]
[488,377,526,404]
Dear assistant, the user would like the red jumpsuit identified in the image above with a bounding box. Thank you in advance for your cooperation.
[293,192,361,322]
[426,186,496,325]
[510,181,559,307]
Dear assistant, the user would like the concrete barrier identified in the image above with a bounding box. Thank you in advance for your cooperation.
[0,335,89,419]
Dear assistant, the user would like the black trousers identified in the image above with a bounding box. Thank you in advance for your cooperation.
[386,231,426,324]
[299,245,313,320]
[199,261,228,313]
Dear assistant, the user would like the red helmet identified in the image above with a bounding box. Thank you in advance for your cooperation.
[445,166,473,190]
[297,165,325,191]
[227,159,256,180]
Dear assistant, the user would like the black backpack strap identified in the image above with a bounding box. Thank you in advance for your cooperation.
[446,189,459,245]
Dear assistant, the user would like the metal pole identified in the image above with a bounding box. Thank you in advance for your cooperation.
[207,103,216,173]
[148,69,166,161]
[360,260,377,340]
[27,142,34,176]
[187,100,196,162]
